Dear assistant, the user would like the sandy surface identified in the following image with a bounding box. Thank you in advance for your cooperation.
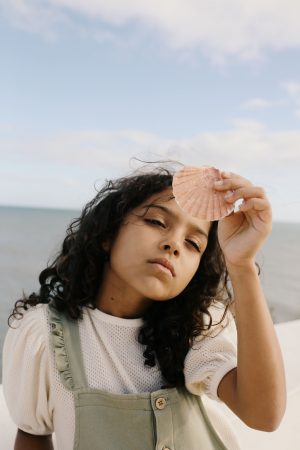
[1,320,299,449]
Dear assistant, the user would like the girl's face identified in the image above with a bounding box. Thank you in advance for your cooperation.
[100,188,212,314]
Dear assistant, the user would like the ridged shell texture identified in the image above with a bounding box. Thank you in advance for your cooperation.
[172,165,234,221]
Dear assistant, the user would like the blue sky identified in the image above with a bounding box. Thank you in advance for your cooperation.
[0,1,300,222]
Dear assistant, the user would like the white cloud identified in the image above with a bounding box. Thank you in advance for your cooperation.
[92,29,133,48]
[0,129,172,170]
[0,0,69,40]
[241,98,287,110]
[2,0,300,62]
[282,81,300,97]
[282,80,300,119]
[1,120,300,172]
[1,121,300,220]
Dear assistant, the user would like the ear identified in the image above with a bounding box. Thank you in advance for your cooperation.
[102,240,111,253]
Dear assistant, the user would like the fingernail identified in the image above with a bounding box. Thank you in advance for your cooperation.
[224,191,233,199]
[214,180,223,186]
[222,171,231,177]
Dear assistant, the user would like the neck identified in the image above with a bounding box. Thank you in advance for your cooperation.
[95,264,152,319]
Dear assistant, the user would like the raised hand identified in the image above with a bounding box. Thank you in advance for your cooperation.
[213,171,272,268]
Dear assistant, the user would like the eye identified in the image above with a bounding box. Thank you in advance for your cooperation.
[145,218,166,228]
[186,239,201,252]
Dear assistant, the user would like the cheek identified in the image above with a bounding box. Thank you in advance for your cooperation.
[109,233,144,274]
[175,258,201,292]
[185,257,201,282]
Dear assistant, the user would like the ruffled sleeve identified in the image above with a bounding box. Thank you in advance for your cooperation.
[47,303,76,391]
[184,302,237,402]
[2,304,54,435]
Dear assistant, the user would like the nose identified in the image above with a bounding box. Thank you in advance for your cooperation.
[160,239,180,256]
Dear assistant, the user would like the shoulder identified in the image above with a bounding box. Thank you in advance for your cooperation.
[8,302,49,329]
[3,303,49,356]
[3,303,51,385]
[3,304,55,435]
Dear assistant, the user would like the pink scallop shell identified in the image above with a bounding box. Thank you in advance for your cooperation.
[172,165,234,221]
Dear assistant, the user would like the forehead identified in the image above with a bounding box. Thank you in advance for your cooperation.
[136,188,212,234]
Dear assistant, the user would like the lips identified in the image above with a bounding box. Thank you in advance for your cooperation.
[148,258,175,277]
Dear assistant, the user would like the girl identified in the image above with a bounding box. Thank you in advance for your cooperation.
[2,165,286,450]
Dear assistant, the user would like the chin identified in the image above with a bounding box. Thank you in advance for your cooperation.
[137,278,180,302]
[146,291,178,302]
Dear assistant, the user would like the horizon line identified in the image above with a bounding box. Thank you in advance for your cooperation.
[1,203,299,225]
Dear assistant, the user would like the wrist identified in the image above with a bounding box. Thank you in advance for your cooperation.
[226,260,258,277]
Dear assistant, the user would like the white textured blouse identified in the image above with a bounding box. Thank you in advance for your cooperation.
[2,301,238,450]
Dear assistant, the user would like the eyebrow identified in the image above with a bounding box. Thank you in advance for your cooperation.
[143,204,209,240]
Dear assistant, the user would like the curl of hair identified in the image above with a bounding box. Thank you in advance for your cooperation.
[8,167,260,387]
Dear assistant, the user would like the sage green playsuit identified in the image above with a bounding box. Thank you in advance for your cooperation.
[48,302,228,450]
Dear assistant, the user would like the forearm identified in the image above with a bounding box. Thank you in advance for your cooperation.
[228,262,286,429]
[14,429,54,450]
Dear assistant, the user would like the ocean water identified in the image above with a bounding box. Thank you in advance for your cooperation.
[0,205,300,381]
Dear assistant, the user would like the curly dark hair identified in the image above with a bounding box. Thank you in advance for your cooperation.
[8,166,254,387]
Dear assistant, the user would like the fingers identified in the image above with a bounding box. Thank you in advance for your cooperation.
[214,171,265,202]
[214,171,252,191]
[239,198,273,224]
[220,170,238,179]
[214,171,270,213]
[239,198,269,212]
[223,186,267,203]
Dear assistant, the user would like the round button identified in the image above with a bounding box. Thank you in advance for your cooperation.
[155,397,167,410]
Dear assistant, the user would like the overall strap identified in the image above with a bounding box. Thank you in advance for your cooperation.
[47,301,88,391]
